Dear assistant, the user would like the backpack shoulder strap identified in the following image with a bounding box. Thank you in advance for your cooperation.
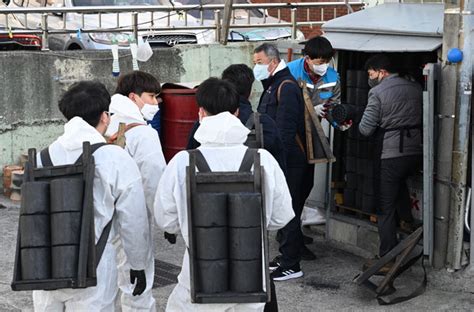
[277,79,298,104]
[107,123,144,147]
[40,147,53,167]
[95,209,116,267]
[74,143,108,165]
[245,112,255,129]
[239,148,258,172]
[188,149,212,173]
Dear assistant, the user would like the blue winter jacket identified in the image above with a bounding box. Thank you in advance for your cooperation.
[287,57,339,103]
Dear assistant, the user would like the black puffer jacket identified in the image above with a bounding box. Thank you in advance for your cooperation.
[258,67,306,168]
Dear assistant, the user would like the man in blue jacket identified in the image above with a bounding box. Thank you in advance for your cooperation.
[253,43,313,281]
[287,36,350,129]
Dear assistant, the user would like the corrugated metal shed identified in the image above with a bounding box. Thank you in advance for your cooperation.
[321,3,444,52]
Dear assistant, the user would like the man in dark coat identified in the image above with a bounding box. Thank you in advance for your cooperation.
[359,54,422,272]
[186,64,286,170]
[253,43,315,281]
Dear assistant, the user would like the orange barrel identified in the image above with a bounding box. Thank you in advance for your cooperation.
[160,86,199,162]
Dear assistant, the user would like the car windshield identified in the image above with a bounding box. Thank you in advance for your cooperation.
[72,0,262,19]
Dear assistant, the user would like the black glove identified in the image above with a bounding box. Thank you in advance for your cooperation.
[130,269,146,296]
[164,232,177,244]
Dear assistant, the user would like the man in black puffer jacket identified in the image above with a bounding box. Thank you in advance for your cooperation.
[253,43,315,281]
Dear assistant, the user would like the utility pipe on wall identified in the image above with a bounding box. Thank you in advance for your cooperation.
[446,0,473,271]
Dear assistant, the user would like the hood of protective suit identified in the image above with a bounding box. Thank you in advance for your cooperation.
[105,94,147,136]
[194,111,250,146]
[56,117,106,152]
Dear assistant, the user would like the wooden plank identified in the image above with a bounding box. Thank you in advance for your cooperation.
[254,154,270,303]
[376,237,419,295]
[298,80,336,163]
[219,0,234,45]
[186,153,197,302]
[196,292,267,304]
[196,172,254,183]
[354,227,423,285]
[304,105,315,160]
[77,142,91,288]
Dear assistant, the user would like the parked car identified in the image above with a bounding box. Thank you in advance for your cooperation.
[1,2,41,50]
[7,0,304,50]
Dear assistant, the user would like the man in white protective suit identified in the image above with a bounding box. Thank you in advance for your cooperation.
[105,71,166,311]
[32,81,150,311]
[154,77,294,312]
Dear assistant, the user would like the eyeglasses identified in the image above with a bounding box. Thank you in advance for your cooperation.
[106,111,115,117]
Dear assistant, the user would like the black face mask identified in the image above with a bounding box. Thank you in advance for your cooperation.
[368,78,380,88]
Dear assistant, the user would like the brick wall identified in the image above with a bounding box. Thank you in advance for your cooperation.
[250,0,364,38]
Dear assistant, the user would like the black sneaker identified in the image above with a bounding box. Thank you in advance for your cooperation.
[269,255,281,271]
[271,263,303,281]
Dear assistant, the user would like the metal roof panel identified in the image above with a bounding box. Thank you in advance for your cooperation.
[322,3,444,37]
[323,32,442,52]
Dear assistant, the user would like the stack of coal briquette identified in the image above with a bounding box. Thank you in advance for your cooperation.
[343,70,376,214]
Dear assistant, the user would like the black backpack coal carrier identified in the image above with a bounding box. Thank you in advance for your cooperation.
[186,148,271,304]
[11,142,111,291]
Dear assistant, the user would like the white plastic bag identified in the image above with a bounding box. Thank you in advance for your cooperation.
[137,37,153,62]
[301,206,326,226]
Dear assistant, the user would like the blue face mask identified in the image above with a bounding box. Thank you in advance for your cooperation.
[253,64,270,81]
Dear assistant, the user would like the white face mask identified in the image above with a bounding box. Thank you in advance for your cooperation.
[253,64,270,81]
[141,104,159,121]
[312,63,328,76]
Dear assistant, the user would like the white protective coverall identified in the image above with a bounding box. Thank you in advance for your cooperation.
[33,117,150,311]
[154,112,294,312]
[106,94,166,311]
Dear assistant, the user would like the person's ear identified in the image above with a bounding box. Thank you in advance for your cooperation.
[101,111,109,124]
[198,107,208,121]
[96,111,110,135]
[128,92,137,103]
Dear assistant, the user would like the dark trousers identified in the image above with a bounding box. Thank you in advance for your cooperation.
[278,165,314,268]
[377,155,421,256]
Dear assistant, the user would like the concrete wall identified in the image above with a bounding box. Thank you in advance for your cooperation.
[0,42,281,170]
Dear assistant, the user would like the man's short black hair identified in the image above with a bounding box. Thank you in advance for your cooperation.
[222,64,255,99]
[114,71,161,96]
[196,77,240,115]
[58,81,110,127]
[303,36,334,61]
[364,54,396,73]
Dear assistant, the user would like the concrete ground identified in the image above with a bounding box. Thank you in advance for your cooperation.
[1,195,473,311]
